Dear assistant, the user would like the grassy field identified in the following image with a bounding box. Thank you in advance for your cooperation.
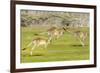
[21,26,89,63]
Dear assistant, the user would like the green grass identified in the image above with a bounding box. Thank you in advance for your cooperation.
[21,26,89,63]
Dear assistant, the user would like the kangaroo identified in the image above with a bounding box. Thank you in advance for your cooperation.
[64,27,87,47]
[23,37,52,55]
[47,27,64,40]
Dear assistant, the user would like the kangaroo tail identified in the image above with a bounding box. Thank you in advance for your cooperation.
[22,41,32,50]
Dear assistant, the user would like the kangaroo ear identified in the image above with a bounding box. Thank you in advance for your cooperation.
[62,27,66,31]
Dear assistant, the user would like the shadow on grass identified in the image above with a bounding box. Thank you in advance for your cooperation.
[32,53,44,56]
[70,44,88,47]
[22,53,44,57]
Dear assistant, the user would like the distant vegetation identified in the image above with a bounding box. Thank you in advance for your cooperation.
[21,10,89,27]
